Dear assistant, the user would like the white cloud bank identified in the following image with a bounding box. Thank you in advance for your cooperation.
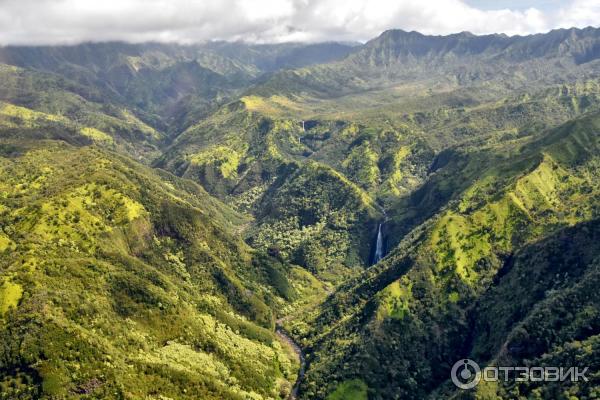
[0,0,598,45]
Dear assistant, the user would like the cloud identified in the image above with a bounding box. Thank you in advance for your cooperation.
[555,0,600,29]
[0,0,598,45]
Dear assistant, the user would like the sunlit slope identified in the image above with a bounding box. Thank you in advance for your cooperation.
[0,139,300,399]
[0,64,165,161]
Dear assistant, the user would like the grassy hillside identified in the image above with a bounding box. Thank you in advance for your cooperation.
[0,139,302,399]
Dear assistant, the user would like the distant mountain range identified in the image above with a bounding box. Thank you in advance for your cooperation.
[253,26,600,101]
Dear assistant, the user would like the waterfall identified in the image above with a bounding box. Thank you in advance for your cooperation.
[371,203,387,265]
[373,223,384,264]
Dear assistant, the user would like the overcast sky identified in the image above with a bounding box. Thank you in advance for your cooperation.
[0,0,598,46]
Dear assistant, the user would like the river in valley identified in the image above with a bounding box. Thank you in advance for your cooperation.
[276,324,306,400]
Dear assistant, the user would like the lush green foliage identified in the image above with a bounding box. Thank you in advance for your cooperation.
[0,140,301,399]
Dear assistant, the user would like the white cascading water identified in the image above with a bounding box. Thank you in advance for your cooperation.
[373,223,384,264]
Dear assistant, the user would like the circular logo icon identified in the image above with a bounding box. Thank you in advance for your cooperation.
[451,359,481,389]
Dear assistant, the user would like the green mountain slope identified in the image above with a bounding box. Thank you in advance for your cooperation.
[0,138,302,399]
[0,64,165,161]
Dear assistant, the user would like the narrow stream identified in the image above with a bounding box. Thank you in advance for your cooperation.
[276,324,306,400]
